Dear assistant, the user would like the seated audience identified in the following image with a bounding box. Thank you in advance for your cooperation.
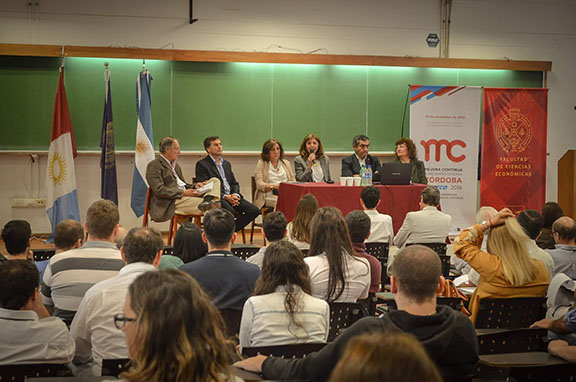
[179,209,260,311]
[547,216,576,279]
[254,138,296,209]
[360,186,393,244]
[394,137,427,184]
[531,308,576,362]
[117,269,238,381]
[346,210,382,294]
[538,201,564,249]
[247,211,288,267]
[294,133,332,182]
[341,134,382,182]
[453,206,497,275]
[454,208,550,323]
[71,227,164,375]
[330,332,442,382]
[173,222,208,264]
[114,226,128,249]
[235,245,479,381]
[0,260,74,364]
[305,207,370,302]
[45,219,85,281]
[1,220,33,261]
[393,186,452,248]
[240,241,329,350]
[286,194,319,250]
[42,200,125,325]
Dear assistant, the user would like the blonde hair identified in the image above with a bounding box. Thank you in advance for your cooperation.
[487,218,539,286]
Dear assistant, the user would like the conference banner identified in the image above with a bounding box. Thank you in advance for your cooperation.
[481,88,548,213]
[410,86,482,234]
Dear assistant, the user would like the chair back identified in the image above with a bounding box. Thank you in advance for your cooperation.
[101,358,131,378]
[328,302,366,341]
[242,343,326,359]
[407,242,447,255]
[0,363,71,382]
[365,242,389,258]
[142,188,152,227]
[439,255,451,277]
[477,328,548,355]
[231,246,261,260]
[220,308,243,338]
[33,249,56,261]
[358,293,379,316]
[475,297,547,329]
[162,246,174,256]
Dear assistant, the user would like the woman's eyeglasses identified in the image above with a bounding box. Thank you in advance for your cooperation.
[114,313,136,329]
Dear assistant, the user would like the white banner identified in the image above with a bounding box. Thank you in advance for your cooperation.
[409,86,481,234]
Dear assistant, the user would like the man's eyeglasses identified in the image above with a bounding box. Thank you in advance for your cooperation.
[114,313,137,329]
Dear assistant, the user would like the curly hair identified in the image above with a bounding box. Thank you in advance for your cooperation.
[298,133,324,160]
[395,137,418,161]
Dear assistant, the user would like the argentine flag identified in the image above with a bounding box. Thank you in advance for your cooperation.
[130,69,155,217]
[46,68,81,238]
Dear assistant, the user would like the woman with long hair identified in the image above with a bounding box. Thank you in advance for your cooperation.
[538,201,564,249]
[286,194,319,250]
[305,207,371,302]
[173,222,208,264]
[394,137,427,184]
[239,241,329,350]
[253,138,296,209]
[117,269,238,382]
[294,133,332,182]
[454,208,549,323]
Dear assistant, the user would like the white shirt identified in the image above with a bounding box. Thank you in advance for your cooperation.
[393,206,452,248]
[268,163,288,185]
[0,308,75,365]
[364,209,394,244]
[311,164,324,183]
[160,154,186,189]
[305,252,371,302]
[239,286,329,350]
[70,262,157,376]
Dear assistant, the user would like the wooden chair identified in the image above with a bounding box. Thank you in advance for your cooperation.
[407,242,447,255]
[32,249,56,261]
[364,242,389,258]
[0,363,71,381]
[242,343,326,359]
[475,297,547,329]
[220,308,243,338]
[249,176,274,245]
[328,302,366,342]
[101,358,131,378]
[231,245,261,260]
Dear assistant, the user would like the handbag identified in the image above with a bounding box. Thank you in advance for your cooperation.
[441,279,471,316]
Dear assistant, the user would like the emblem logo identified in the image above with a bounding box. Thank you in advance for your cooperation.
[496,108,532,153]
[48,152,67,185]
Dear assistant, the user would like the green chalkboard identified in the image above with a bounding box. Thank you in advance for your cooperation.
[0,56,543,151]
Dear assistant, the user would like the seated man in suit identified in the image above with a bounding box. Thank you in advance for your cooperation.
[547,216,576,279]
[179,209,260,311]
[235,245,479,381]
[195,136,260,232]
[146,136,221,223]
[393,186,452,248]
[341,134,382,182]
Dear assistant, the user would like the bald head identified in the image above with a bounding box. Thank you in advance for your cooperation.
[553,217,576,245]
[390,245,442,303]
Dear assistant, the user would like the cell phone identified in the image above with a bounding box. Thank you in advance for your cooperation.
[326,180,335,184]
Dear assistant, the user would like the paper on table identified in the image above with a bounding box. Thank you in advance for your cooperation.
[196,181,214,196]
[454,274,469,287]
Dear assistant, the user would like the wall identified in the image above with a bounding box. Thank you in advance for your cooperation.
[1,0,575,233]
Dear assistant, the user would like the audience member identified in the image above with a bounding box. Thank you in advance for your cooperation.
[538,201,564,249]
[531,308,576,362]
[286,194,319,250]
[240,241,329,350]
[117,269,238,381]
[393,186,451,248]
[113,226,128,249]
[179,209,259,311]
[45,219,85,281]
[341,134,382,182]
[394,137,427,184]
[196,136,260,231]
[1,220,33,261]
[294,133,332,182]
[235,245,479,381]
[146,136,221,223]
[253,138,296,209]
[330,332,442,382]
[453,206,497,275]
[454,208,550,323]
[547,217,576,279]
[173,222,208,263]
[360,186,393,244]
[247,211,288,267]
[305,207,370,302]
[71,227,164,375]
[0,260,74,364]
[346,210,382,294]
[42,200,125,325]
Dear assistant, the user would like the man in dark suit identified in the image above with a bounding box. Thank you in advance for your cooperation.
[195,136,260,231]
[146,137,221,223]
[341,134,382,182]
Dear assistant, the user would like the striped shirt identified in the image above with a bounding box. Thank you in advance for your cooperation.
[41,241,124,324]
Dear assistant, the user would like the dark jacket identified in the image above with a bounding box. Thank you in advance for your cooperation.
[341,154,382,182]
[393,158,427,184]
[262,305,479,382]
[195,155,242,198]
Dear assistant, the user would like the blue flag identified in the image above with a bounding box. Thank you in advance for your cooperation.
[100,67,118,205]
[130,70,155,217]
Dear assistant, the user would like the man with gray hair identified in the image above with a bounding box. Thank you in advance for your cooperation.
[71,226,164,375]
[146,136,222,223]
[393,186,452,248]
[341,134,382,182]
[547,216,576,279]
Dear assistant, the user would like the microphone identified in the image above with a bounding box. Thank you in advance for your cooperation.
[309,148,316,165]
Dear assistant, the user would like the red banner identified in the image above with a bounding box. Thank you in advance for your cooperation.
[481,88,548,213]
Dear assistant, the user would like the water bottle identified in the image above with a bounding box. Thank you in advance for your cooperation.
[364,164,373,186]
